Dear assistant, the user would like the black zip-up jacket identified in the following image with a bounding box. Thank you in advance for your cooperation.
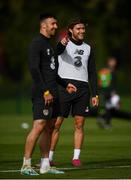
[28,33,68,99]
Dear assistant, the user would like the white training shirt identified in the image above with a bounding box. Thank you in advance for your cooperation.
[58,40,91,82]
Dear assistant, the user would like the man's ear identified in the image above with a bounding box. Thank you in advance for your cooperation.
[69,28,72,34]
[41,22,46,30]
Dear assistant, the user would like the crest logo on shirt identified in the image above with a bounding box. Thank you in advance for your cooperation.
[47,49,50,55]
[43,109,49,116]
[50,57,55,70]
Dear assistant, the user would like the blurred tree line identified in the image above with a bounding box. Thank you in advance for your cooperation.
[0,0,131,95]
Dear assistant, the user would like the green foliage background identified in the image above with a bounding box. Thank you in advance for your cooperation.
[0,0,131,95]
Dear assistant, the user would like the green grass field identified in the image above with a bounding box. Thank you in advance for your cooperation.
[0,114,131,179]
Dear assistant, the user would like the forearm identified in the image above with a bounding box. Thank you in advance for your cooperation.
[56,42,66,55]
[30,66,48,92]
[89,71,98,97]
[88,48,98,97]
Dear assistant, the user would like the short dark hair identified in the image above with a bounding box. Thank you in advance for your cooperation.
[68,18,88,30]
[39,13,56,23]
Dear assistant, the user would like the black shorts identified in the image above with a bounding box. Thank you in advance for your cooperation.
[58,79,90,118]
[32,98,60,120]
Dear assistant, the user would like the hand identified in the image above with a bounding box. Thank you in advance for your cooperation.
[91,96,99,107]
[61,36,69,46]
[43,92,53,105]
[66,83,77,94]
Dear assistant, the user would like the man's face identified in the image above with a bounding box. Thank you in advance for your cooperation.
[70,23,85,41]
[107,58,117,70]
[42,17,58,37]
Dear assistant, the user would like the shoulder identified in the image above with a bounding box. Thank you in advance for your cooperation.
[83,41,91,49]
[66,40,76,51]
[98,67,111,74]
[29,36,44,50]
[84,42,97,55]
[67,40,74,46]
[31,35,45,44]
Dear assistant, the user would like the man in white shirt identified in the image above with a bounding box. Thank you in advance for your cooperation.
[40,18,99,167]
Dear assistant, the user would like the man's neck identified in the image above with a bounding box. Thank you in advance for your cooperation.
[70,37,83,45]
[40,30,50,38]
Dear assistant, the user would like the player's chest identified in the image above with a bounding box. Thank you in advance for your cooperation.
[66,45,90,63]
[41,46,56,70]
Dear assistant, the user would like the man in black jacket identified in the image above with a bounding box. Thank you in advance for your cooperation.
[21,13,76,175]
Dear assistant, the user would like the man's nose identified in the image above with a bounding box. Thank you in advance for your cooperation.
[55,24,58,29]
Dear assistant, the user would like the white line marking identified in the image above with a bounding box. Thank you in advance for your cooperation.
[60,165,131,170]
[0,169,20,173]
[0,165,131,173]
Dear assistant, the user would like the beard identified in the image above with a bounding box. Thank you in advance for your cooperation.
[73,33,84,41]
[50,29,56,36]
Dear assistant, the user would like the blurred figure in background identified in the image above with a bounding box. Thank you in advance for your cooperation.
[97,57,131,129]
